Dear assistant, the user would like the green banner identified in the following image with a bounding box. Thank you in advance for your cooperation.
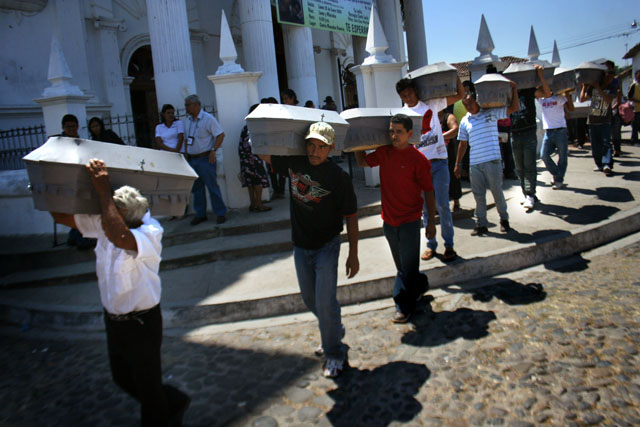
[276,0,372,37]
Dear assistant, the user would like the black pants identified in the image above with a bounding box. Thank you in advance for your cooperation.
[446,140,462,200]
[104,305,189,427]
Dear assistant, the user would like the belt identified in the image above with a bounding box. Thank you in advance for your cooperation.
[547,128,567,132]
[104,304,158,324]
[188,150,211,159]
[430,158,448,162]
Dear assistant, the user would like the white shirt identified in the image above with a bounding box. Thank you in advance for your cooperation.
[185,110,224,155]
[458,107,507,166]
[155,120,185,150]
[539,95,568,130]
[75,211,163,315]
[406,98,448,160]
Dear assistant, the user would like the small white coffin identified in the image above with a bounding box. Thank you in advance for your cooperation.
[405,62,458,101]
[575,62,606,85]
[340,108,423,152]
[474,74,513,108]
[246,104,349,156]
[550,67,576,94]
[23,137,198,216]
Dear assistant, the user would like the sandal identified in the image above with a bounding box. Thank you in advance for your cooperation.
[254,205,272,212]
[421,248,436,260]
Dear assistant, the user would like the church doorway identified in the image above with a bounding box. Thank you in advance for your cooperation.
[128,45,157,148]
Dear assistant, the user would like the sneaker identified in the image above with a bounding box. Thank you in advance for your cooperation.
[323,357,345,378]
[603,166,612,176]
[421,248,436,260]
[471,226,488,236]
[190,216,207,226]
[552,181,565,190]
[392,310,412,324]
[593,166,603,172]
[315,324,345,357]
[523,195,535,211]
[499,220,510,233]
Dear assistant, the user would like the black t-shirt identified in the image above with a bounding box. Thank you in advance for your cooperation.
[510,88,537,133]
[272,156,357,249]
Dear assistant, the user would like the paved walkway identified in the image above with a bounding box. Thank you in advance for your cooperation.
[2,233,639,426]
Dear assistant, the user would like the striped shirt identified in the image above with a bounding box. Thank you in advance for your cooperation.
[458,107,507,166]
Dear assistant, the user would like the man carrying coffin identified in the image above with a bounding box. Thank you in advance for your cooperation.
[50,159,190,426]
[262,122,359,378]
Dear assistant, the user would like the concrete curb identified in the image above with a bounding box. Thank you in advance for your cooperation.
[3,206,639,332]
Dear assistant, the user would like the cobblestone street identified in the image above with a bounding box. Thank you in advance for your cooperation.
[2,240,640,427]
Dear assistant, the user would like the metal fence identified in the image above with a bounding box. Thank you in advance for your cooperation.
[0,125,46,170]
[0,105,217,171]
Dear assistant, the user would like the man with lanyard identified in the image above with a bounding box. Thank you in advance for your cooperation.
[263,122,359,378]
[509,65,551,212]
[395,76,464,262]
[184,94,228,225]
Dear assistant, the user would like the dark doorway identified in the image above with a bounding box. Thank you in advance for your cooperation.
[271,5,288,97]
[128,45,157,148]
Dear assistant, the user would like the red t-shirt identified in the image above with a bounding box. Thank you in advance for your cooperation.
[365,145,433,227]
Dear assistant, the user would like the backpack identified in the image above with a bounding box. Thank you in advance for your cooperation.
[619,101,634,125]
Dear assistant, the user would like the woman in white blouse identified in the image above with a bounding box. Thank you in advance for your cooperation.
[155,104,185,153]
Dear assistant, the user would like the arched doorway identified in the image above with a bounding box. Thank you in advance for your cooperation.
[128,45,157,148]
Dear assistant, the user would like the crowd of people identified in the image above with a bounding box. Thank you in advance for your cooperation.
[47,60,640,425]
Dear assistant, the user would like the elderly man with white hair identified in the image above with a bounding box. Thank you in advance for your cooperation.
[50,159,190,427]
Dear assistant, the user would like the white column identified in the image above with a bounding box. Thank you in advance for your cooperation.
[95,23,128,115]
[238,0,280,99]
[145,0,197,110]
[53,0,94,99]
[375,0,403,63]
[403,0,428,70]
[282,25,319,106]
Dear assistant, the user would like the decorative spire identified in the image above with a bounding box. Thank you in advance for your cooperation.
[551,40,561,66]
[528,26,540,61]
[472,14,499,65]
[41,35,84,97]
[363,2,396,64]
[215,9,244,75]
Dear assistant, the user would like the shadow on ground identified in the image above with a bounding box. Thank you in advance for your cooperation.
[327,361,430,427]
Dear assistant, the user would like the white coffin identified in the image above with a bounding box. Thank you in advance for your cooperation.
[405,62,458,101]
[528,59,556,85]
[340,108,423,152]
[575,62,606,85]
[246,104,349,156]
[550,67,576,94]
[23,137,198,216]
[475,74,513,108]
[503,63,538,89]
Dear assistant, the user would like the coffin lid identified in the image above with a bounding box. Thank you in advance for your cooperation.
[575,61,607,71]
[23,137,198,178]
[405,61,457,79]
[527,59,554,68]
[554,67,573,75]
[246,104,348,126]
[475,73,512,84]
[340,107,421,121]
[503,63,536,74]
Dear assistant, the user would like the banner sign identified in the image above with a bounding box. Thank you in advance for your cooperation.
[276,0,372,37]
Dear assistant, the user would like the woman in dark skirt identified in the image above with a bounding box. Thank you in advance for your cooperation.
[239,104,271,212]
[440,108,462,211]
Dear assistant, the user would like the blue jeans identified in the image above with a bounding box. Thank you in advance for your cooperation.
[188,157,227,218]
[540,128,569,183]
[422,159,454,250]
[383,220,429,315]
[588,123,613,169]
[511,129,538,197]
[294,235,346,360]
[469,160,509,227]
